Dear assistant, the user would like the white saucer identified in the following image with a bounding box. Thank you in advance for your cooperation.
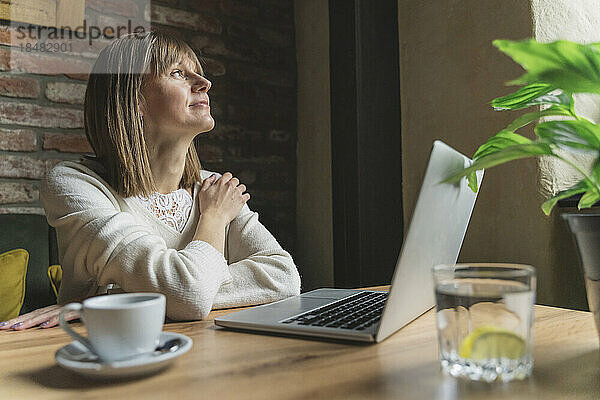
[55,331,192,379]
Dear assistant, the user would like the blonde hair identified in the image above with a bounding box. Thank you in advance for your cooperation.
[84,31,204,197]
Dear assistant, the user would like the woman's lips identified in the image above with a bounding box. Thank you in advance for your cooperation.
[189,100,209,107]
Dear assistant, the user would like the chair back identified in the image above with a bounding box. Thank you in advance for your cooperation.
[0,214,57,314]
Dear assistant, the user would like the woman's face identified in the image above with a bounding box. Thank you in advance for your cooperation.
[140,56,213,143]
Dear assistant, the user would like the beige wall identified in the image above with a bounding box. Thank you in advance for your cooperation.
[398,0,587,308]
[294,0,334,290]
[295,0,588,308]
[532,0,600,309]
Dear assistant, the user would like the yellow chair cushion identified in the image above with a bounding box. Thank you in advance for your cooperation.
[0,249,28,321]
[47,264,62,301]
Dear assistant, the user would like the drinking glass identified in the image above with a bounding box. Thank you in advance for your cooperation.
[432,263,536,382]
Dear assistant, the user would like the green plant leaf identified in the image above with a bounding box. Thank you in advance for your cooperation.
[505,106,574,132]
[490,83,572,110]
[579,186,600,209]
[591,157,600,183]
[494,39,600,94]
[535,119,600,151]
[467,171,479,192]
[579,159,600,209]
[473,130,533,159]
[541,180,588,215]
[443,143,554,186]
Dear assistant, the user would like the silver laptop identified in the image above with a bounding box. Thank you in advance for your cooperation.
[215,140,483,343]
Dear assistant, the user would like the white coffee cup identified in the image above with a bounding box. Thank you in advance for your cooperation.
[59,293,166,362]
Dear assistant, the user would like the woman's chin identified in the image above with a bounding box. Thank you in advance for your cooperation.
[204,117,215,131]
[191,118,215,136]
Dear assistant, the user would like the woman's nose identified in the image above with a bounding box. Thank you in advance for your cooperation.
[192,75,211,92]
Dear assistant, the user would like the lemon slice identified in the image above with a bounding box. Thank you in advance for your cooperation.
[459,326,526,360]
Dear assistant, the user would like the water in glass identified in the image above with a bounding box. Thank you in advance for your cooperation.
[435,274,535,382]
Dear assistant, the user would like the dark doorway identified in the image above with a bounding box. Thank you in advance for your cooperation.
[329,0,403,288]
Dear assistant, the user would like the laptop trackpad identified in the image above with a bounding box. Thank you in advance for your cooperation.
[216,289,359,324]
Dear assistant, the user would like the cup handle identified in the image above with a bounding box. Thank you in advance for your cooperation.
[59,303,96,355]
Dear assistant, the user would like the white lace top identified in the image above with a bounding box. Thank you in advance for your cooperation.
[134,188,193,233]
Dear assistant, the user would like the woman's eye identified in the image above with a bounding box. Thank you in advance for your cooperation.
[172,70,186,78]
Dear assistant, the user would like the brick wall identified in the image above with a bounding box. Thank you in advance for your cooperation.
[0,0,298,253]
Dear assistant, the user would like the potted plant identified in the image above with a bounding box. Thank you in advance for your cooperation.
[444,38,600,340]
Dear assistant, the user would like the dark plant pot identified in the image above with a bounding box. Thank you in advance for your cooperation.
[562,213,600,341]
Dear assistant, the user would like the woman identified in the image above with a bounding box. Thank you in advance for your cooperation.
[0,31,301,330]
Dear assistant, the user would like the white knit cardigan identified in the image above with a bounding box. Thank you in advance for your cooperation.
[41,161,301,321]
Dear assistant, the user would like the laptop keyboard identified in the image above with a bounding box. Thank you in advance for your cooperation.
[280,291,388,331]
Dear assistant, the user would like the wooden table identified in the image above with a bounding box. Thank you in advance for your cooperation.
[0,287,598,400]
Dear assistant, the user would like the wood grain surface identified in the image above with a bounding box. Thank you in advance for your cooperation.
[0,287,598,400]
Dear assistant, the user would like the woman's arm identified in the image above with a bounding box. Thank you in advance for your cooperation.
[0,304,78,330]
[42,163,232,321]
[212,202,301,309]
